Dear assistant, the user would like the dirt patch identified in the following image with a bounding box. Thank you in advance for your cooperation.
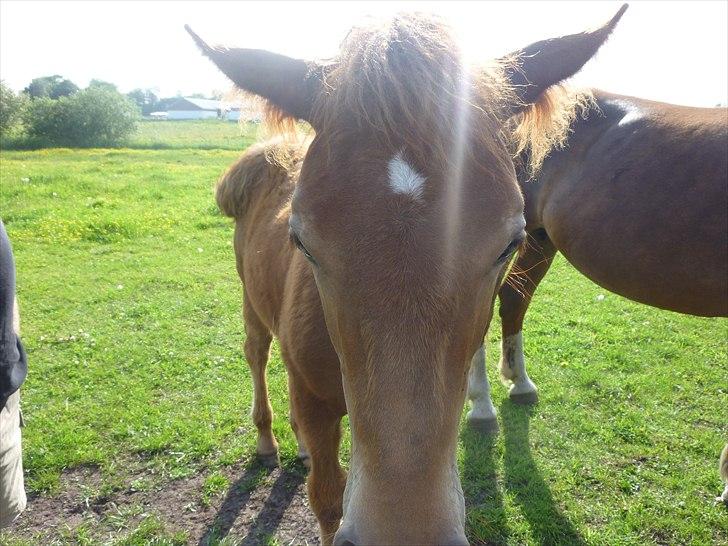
[8,461,320,545]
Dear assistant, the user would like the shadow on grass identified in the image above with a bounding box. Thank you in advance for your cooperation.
[462,427,509,545]
[198,460,306,546]
[500,400,585,546]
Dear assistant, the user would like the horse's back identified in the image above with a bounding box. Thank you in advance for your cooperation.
[535,91,728,316]
[216,138,304,221]
[218,138,305,332]
[217,139,345,402]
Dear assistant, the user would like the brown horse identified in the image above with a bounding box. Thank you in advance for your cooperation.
[191,8,626,544]
[465,90,727,430]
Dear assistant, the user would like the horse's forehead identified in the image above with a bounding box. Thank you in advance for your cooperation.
[296,148,520,247]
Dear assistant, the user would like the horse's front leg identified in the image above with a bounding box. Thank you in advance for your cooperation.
[718,444,728,504]
[290,377,346,545]
[498,229,556,404]
[466,345,499,434]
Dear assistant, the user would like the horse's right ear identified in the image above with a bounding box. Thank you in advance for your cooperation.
[502,4,628,115]
[185,25,322,125]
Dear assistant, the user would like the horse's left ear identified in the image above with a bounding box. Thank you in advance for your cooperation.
[185,25,323,125]
[503,3,628,115]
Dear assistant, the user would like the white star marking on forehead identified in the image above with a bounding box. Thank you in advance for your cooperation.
[387,152,426,200]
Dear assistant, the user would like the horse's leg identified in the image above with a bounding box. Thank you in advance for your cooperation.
[290,379,346,545]
[289,395,310,467]
[498,229,557,404]
[718,443,728,504]
[243,294,278,466]
[466,345,499,434]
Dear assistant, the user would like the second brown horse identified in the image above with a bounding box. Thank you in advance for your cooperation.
[466,89,727,430]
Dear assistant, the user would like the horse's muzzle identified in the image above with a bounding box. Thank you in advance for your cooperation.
[333,529,470,546]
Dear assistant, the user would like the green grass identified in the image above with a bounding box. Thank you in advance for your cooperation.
[1,119,261,151]
[0,130,726,545]
[128,120,261,150]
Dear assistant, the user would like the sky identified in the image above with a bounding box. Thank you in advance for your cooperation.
[1,1,726,107]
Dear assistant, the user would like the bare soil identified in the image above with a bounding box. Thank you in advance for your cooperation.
[7,461,320,545]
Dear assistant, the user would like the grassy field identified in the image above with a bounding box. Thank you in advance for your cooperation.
[0,123,726,545]
[1,119,262,151]
[127,120,261,150]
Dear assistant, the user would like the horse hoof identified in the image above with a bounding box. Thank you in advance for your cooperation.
[509,389,539,405]
[718,486,728,505]
[299,454,311,469]
[467,417,499,435]
[258,451,280,468]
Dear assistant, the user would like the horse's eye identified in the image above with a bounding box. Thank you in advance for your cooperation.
[497,236,524,264]
[289,229,316,263]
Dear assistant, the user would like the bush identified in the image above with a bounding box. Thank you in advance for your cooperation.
[23,88,140,147]
[0,81,27,136]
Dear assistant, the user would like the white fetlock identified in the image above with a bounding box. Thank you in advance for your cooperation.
[500,331,539,404]
[509,376,538,397]
[467,402,497,422]
[466,345,499,433]
[499,331,526,385]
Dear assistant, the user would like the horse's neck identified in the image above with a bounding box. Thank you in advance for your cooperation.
[536,94,615,175]
[514,94,607,183]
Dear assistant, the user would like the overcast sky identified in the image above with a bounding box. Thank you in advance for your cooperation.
[1,1,726,107]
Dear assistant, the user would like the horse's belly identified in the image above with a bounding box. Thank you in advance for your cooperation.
[542,178,728,317]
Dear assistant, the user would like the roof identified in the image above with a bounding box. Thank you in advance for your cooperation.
[168,97,221,111]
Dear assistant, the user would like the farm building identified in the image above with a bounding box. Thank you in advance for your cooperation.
[219,92,265,122]
[223,103,263,122]
[225,107,241,122]
[166,97,221,120]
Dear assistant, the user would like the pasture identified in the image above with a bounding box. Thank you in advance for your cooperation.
[0,121,726,545]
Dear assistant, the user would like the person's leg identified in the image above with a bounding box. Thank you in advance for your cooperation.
[0,387,25,527]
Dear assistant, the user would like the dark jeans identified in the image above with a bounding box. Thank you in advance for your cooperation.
[0,220,27,411]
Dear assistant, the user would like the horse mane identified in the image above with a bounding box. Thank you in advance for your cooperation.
[508,85,596,178]
[311,13,517,173]
[256,13,591,177]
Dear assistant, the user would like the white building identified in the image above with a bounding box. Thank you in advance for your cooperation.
[167,98,221,120]
[225,107,241,122]
[222,95,264,122]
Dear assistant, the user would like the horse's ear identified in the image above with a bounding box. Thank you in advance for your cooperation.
[185,25,322,125]
[503,4,627,115]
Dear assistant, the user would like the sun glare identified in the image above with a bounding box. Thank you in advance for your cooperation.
[1,1,726,106]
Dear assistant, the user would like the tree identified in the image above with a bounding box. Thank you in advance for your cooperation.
[126,88,159,115]
[0,81,28,135]
[24,75,79,99]
[23,87,139,146]
[88,79,117,92]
